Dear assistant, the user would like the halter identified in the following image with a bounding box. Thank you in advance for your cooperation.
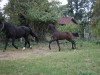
[0,23,4,31]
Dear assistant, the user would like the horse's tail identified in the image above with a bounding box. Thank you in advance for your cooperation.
[29,28,39,43]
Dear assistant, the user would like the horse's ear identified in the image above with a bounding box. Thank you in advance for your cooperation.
[71,18,78,24]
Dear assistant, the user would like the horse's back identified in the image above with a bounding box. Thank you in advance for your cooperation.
[15,26,31,38]
[4,23,30,38]
[19,26,30,32]
[53,32,72,40]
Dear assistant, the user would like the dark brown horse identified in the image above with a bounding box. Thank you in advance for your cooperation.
[0,22,38,52]
[48,24,79,51]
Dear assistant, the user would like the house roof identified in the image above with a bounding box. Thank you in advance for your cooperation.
[58,17,74,25]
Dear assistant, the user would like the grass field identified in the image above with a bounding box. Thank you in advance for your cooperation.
[0,41,100,75]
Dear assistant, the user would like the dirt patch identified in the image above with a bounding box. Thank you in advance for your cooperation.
[0,42,68,60]
[0,47,52,60]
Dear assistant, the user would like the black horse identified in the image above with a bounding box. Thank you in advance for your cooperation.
[0,22,38,52]
[48,24,79,51]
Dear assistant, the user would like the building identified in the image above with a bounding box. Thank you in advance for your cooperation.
[58,17,75,25]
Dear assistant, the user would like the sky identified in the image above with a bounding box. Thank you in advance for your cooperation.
[0,0,8,9]
[0,0,67,9]
[49,0,68,5]
[58,0,67,5]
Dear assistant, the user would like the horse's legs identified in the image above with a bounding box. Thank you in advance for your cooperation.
[56,40,61,51]
[73,40,76,49]
[23,37,31,50]
[22,37,28,50]
[4,38,9,52]
[22,39,27,50]
[26,37,31,48]
[49,39,56,50]
[71,40,76,49]
[74,41,76,49]
[12,38,18,49]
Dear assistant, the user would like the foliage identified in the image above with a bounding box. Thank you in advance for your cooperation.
[4,0,61,40]
[27,0,59,23]
[4,0,60,24]
[57,24,79,32]
[92,0,100,36]
[92,21,100,37]
[67,0,96,20]
[58,0,96,38]
[0,12,5,41]
[93,0,100,17]
[0,12,5,23]
[58,4,69,17]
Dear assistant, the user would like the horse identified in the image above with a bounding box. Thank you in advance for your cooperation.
[48,24,79,51]
[72,32,79,37]
[0,22,38,52]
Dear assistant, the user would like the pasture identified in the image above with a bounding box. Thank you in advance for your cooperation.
[0,41,100,75]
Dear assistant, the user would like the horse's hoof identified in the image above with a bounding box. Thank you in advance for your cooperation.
[59,50,61,51]
[22,47,26,50]
[30,46,32,49]
[15,47,18,49]
[49,48,51,50]
[3,50,5,52]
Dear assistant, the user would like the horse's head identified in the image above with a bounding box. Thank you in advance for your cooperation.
[72,32,79,37]
[0,22,4,31]
[48,24,56,30]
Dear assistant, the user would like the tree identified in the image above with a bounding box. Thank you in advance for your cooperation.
[67,0,96,39]
[4,0,31,24]
[0,12,4,23]
[58,4,69,17]
[92,0,100,37]
[67,0,95,20]
[0,12,5,41]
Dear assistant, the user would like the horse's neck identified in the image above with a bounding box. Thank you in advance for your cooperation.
[4,22,14,30]
[4,23,9,29]
[51,28,58,33]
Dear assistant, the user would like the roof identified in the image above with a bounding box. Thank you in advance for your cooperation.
[58,17,74,25]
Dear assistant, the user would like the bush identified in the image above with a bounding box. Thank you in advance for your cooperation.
[57,24,79,32]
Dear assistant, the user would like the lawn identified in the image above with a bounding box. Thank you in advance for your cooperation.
[0,41,100,75]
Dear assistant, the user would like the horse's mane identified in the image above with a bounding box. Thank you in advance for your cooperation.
[4,22,22,29]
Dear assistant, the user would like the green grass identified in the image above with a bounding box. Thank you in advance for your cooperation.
[0,41,100,75]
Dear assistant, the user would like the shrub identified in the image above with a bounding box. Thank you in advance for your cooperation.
[57,24,79,32]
